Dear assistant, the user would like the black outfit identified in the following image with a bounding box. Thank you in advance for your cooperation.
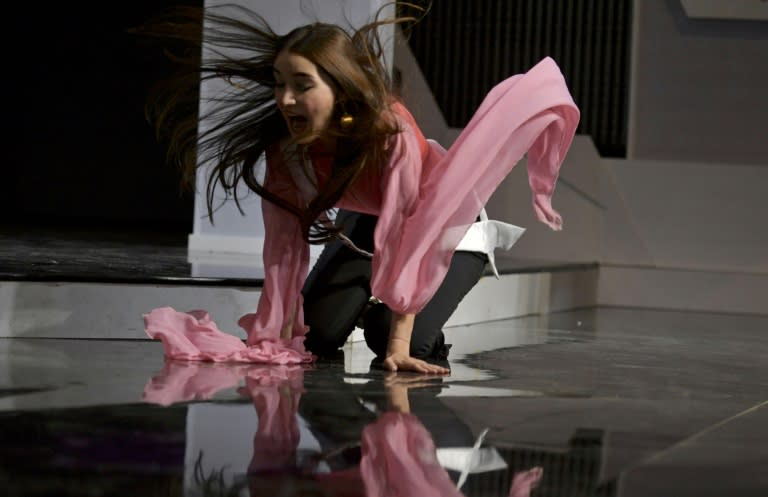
[302,210,487,365]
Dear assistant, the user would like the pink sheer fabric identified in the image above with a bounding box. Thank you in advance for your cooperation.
[336,411,543,497]
[366,57,579,313]
[359,412,466,497]
[142,360,306,406]
[144,363,306,477]
[143,360,252,406]
[242,369,305,474]
[144,308,314,364]
[143,56,578,362]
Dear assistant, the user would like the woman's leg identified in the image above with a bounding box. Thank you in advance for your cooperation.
[363,250,488,363]
[302,211,376,356]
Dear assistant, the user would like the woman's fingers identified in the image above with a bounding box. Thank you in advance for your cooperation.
[399,357,448,374]
[410,357,449,374]
[383,352,450,375]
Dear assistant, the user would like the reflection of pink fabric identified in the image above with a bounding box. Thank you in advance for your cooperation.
[360,412,464,497]
[142,360,307,406]
[242,372,305,473]
[142,362,543,496]
[142,361,306,473]
[359,412,543,497]
[143,308,314,364]
[143,361,248,406]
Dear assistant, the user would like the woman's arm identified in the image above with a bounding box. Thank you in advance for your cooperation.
[240,147,311,346]
[383,313,449,374]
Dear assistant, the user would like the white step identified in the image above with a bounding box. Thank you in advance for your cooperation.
[0,266,597,339]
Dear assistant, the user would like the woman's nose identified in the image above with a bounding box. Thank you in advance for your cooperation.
[278,88,296,107]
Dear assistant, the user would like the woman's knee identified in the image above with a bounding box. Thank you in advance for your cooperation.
[304,324,349,355]
[362,303,390,357]
[304,299,363,355]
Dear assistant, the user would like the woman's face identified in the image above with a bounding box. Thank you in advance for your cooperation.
[273,50,336,145]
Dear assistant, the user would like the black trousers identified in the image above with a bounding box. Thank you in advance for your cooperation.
[302,210,487,362]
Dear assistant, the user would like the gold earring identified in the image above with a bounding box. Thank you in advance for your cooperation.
[340,111,355,129]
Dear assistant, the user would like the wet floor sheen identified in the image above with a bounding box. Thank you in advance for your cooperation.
[1,307,768,496]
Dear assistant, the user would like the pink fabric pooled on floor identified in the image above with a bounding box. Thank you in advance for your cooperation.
[143,307,314,364]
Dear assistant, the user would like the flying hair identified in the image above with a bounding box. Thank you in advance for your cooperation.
[133,1,431,244]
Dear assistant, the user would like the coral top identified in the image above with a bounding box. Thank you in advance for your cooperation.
[144,57,580,364]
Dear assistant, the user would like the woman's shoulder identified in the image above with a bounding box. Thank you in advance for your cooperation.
[387,99,418,129]
[383,99,429,159]
[384,99,423,137]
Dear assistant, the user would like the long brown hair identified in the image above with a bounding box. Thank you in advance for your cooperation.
[134,2,429,244]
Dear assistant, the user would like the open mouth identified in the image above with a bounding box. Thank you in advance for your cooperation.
[286,115,308,135]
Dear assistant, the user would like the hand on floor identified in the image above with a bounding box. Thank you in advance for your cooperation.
[383,352,450,374]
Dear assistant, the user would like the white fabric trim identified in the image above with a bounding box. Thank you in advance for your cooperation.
[455,209,526,278]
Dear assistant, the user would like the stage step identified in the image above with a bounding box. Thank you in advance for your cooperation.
[0,263,598,340]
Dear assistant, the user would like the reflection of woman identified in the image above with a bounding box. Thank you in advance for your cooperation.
[143,363,542,496]
[139,2,580,373]
[311,373,546,497]
[272,372,545,496]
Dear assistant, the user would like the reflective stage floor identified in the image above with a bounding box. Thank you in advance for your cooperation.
[2,306,767,496]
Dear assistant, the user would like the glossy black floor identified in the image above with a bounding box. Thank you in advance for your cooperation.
[2,228,767,496]
[0,226,194,284]
[2,305,768,496]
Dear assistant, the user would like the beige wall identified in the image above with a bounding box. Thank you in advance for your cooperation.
[628,0,768,165]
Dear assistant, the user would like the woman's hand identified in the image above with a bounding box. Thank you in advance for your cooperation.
[384,312,449,374]
[383,352,450,374]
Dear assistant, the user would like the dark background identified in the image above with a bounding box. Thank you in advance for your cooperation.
[405,0,632,158]
[1,1,202,236]
[1,0,632,238]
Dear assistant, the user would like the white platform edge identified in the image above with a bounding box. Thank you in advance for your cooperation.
[6,264,766,340]
[0,266,598,340]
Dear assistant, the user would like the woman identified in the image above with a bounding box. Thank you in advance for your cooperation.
[140,3,580,374]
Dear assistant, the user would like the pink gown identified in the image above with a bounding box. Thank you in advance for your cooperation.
[144,57,580,363]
